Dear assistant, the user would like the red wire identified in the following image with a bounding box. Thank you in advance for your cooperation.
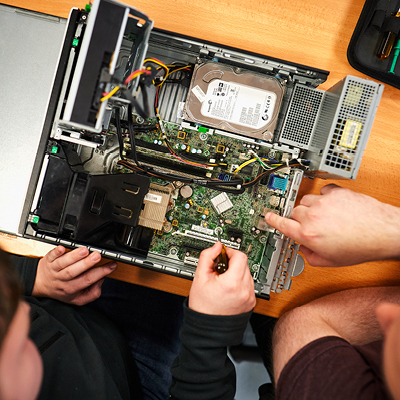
[166,146,210,168]
[155,86,160,108]
[124,69,151,85]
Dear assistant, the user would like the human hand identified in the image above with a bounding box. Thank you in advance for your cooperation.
[188,242,256,315]
[32,246,117,305]
[265,184,400,267]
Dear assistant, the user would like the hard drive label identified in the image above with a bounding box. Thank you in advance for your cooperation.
[191,85,207,103]
[200,79,276,129]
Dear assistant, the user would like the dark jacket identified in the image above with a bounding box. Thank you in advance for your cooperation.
[170,300,252,400]
[10,254,251,400]
[9,255,141,400]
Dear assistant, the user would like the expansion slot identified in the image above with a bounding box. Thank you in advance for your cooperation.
[183,256,199,267]
[172,230,241,250]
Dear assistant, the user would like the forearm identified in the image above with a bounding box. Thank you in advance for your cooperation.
[170,300,251,400]
[7,254,39,295]
[304,286,400,344]
[381,202,400,260]
[273,286,400,382]
[170,340,236,400]
[266,185,400,267]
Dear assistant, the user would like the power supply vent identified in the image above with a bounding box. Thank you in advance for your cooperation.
[324,79,378,171]
[309,92,339,150]
[279,85,324,149]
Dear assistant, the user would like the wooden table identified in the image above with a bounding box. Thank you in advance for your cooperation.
[2,0,400,317]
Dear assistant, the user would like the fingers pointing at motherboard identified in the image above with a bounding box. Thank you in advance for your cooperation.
[265,184,400,267]
[188,242,256,316]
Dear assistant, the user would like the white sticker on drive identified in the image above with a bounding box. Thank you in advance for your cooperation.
[144,193,162,203]
[201,79,276,129]
[192,85,207,103]
[177,101,185,119]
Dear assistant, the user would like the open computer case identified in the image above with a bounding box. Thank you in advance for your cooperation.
[0,0,383,299]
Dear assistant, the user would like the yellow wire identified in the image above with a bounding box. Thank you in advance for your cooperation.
[157,65,191,88]
[144,58,169,75]
[234,158,257,173]
[101,68,150,102]
[125,70,147,84]
[234,157,282,173]
[100,60,186,103]
[100,85,120,102]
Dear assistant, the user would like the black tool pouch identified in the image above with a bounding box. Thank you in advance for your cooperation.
[348,0,400,89]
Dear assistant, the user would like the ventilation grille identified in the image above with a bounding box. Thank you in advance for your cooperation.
[159,71,189,124]
[309,93,339,150]
[324,79,377,171]
[279,85,324,149]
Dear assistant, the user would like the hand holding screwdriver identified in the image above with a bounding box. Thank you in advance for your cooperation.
[188,242,256,315]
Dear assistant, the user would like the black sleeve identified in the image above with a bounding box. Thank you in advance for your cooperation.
[169,298,252,400]
[7,254,39,296]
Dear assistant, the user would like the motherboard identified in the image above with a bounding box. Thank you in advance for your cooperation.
[112,117,302,285]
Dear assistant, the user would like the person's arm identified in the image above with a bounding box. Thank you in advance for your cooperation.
[170,242,256,400]
[9,246,117,305]
[273,286,400,384]
[170,300,252,400]
[7,254,39,296]
[265,184,400,267]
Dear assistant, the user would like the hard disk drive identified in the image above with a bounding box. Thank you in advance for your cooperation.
[184,61,285,141]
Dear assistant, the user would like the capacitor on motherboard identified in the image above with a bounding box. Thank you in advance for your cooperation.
[180,185,193,199]
[163,221,172,233]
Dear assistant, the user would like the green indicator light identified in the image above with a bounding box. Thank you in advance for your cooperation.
[85,4,91,12]
[72,38,79,47]
[32,216,39,224]
[51,146,58,154]
[198,126,208,133]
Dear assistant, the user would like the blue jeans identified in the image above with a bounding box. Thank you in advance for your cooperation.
[90,278,185,400]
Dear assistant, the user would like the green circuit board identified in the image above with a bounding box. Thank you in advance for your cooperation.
[113,117,297,279]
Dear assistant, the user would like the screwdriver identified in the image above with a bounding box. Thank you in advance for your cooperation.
[215,233,228,274]
[389,38,400,73]
[377,7,400,59]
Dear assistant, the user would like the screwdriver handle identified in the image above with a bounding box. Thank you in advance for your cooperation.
[389,39,400,73]
[377,31,397,59]
[215,244,228,274]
